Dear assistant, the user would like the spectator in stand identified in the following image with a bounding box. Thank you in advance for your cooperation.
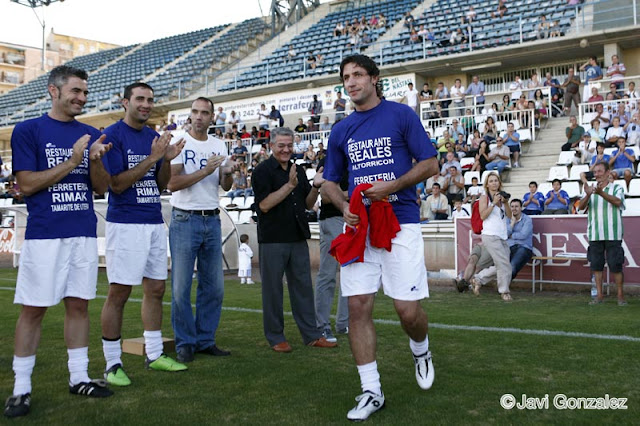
[294,118,307,133]
[401,82,419,114]
[369,15,378,28]
[421,183,450,221]
[623,111,640,146]
[464,176,485,204]
[462,5,477,23]
[587,118,605,143]
[214,107,226,133]
[527,73,542,99]
[403,11,415,29]
[417,25,428,41]
[606,82,621,101]
[594,103,611,129]
[533,90,548,116]
[440,151,461,177]
[306,119,318,133]
[609,137,635,189]
[319,116,332,131]
[509,76,524,103]
[256,128,270,146]
[292,134,307,159]
[574,133,597,165]
[580,143,610,184]
[536,15,550,39]
[588,87,604,103]
[612,103,630,126]
[333,21,345,37]
[449,118,466,141]
[443,166,465,205]
[482,116,498,142]
[377,13,387,28]
[227,110,242,132]
[232,138,248,163]
[467,129,483,157]
[166,117,177,130]
[580,56,603,106]
[549,19,562,37]
[303,144,317,166]
[605,117,625,147]
[465,76,485,113]
[435,82,450,117]
[437,130,455,159]
[606,54,626,92]
[455,133,468,159]
[450,79,466,116]
[625,81,639,99]
[316,142,326,162]
[522,181,545,215]
[408,29,421,45]
[481,102,498,122]
[502,123,521,167]
[542,179,570,214]
[424,173,446,197]
[250,126,259,141]
[485,137,510,173]
[420,82,434,118]
[257,104,270,129]
[307,52,317,70]
[227,169,249,202]
[269,106,284,127]
[561,68,581,114]
[561,115,585,151]
[451,198,470,218]
[544,72,562,100]
[471,140,491,172]
[307,95,323,124]
[334,91,347,122]
[493,0,508,18]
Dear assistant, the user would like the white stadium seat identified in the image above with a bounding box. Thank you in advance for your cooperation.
[627,179,640,197]
[563,182,581,199]
[622,198,640,215]
[547,166,569,181]
[481,170,499,184]
[614,179,629,195]
[464,171,480,185]
[557,151,575,165]
[569,164,589,181]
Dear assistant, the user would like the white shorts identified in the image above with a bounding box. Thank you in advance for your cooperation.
[238,268,251,278]
[15,237,98,307]
[106,222,168,285]
[340,224,429,301]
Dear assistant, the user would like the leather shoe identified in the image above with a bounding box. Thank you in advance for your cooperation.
[272,341,292,353]
[197,345,230,356]
[176,346,194,363]
[307,336,338,348]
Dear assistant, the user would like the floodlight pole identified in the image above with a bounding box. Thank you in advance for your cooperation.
[11,0,64,72]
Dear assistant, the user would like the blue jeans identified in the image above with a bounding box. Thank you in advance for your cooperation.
[227,189,246,200]
[169,209,224,351]
[485,160,508,173]
[510,244,533,279]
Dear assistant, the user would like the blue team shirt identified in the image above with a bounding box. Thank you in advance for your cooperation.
[11,114,103,239]
[545,189,570,211]
[590,154,610,166]
[612,148,634,170]
[323,100,437,223]
[104,120,163,224]
[522,191,544,213]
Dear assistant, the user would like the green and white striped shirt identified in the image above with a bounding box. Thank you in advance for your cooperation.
[587,183,625,241]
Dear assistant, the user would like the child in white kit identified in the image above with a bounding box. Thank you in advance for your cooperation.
[238,234,254,284]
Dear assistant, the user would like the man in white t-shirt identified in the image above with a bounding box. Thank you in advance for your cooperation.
[257,103,270,129]
[402,82,419,114]
[450,79,466,116]
[167,97,237,363]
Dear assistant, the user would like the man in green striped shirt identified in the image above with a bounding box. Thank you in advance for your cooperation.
[578,161,626,305]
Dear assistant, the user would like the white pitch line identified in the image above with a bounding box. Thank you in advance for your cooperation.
[1,286,639,343]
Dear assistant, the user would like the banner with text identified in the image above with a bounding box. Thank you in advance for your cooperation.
[168,73,416,126]
[455,215,640,285]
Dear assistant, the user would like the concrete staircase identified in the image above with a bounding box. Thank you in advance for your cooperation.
[502,117,566,197]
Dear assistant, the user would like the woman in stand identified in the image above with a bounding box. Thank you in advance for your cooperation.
[482,116,498,142]
[470,173,513,301]
[471,140,490,172]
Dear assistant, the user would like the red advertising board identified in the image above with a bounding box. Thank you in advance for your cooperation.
[455,215,640,285]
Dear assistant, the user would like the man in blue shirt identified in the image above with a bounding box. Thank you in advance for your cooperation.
[542,179,570,214]
[501,122,521,167]
[609,137,635,190]
[322,54,439,421]
[6,65,113,418]
[101,82,187,387]
[465,75,485,113]
[522,181,545,215]
[580,56,603,106]
[507,199,533,278]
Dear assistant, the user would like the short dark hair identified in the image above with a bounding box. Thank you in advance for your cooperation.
[589,55,597,62]
[240,234,249,243]
[510,199,523,206]
[593,161,610,171]
[432,182,441,189]
[529,181,538,187]
[552,179,562,185]
[48,65,88,91]
[123,82,154,100]
[339,54,382,97]
[193,96,214,113]
[471,177,478,182]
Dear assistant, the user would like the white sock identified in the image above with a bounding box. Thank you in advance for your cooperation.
[67,347,91,386]
[144,330,163,362]
[357,361,382,396]
[12,355,35,396]
[410,335,429,356]
[240,278,246,284]
[102,337,122,371]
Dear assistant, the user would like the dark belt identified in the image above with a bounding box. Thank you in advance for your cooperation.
[174,207,220,216]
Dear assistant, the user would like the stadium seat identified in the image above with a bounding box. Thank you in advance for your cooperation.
[464,170,480,185]
[460,157,475,170]
[481,170,499,184]
[627,179,640,197]
[563,182,580,199]
[537,182,553,197]
[557,151,576,165]
[547,166,569,181]
[569,164,589,181]
[519,129,533,141]
[623,198,640,215]
[614,179,629,195]
[237,210,254,224]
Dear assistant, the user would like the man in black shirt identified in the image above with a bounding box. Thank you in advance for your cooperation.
[251,127,337,353]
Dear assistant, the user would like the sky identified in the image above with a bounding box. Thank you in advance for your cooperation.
[0,0,321,48]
